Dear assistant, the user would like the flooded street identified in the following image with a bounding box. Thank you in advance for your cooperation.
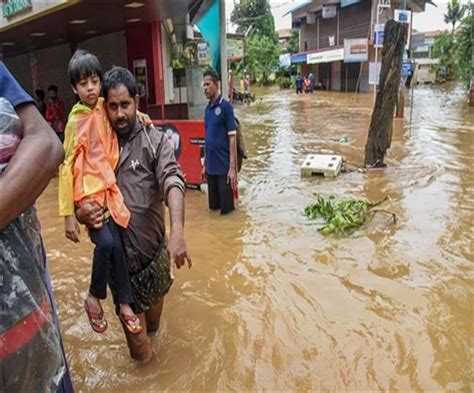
[37,85,473,391]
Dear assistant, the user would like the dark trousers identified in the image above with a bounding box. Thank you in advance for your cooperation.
[296,87,303,94]
[208,174,234,215]
[89,219,133,305]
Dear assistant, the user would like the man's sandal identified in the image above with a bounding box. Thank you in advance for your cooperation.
[84,299,108,333]
[119,313,143,335]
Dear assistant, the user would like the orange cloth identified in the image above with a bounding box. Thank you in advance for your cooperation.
[58,98,130,228]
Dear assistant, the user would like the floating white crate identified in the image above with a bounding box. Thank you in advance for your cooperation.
[300,154,342,177]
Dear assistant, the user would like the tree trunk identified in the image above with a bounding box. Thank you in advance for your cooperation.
[365,20,408,167]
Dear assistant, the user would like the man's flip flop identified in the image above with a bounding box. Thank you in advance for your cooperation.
[119,313,143,335]
[84,299,108,333]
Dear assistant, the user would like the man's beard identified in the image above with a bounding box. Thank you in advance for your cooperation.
[114,116,136,138]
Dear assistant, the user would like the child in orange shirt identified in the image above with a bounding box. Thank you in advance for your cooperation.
[59,50,141,334]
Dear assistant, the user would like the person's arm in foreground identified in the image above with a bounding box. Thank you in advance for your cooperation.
[0,103,64,229]
[167,187,192,279]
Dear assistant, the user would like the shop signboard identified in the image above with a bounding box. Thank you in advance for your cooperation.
[369,62,381,85]
[322,5,337,18]
[279,53,291,68]
[197,42,210,64]
[197,39,243,63]
[1,1,71,30]
[395,9,412,49]
[374,23,385,48]
[344,38,368,63]
[291,53,308,64]
[2,0,32,19]
[394,10,411,23]
[307,48,344,64]
[226,38,244,60]
[402,60,412,77]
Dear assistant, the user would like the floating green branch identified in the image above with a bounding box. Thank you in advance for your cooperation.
[304,195,396,235]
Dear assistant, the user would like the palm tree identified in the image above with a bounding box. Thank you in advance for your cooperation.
[444,0,466,35]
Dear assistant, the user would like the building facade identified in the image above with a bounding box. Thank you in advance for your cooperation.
[290,0,433,92]
[1,0,210,119]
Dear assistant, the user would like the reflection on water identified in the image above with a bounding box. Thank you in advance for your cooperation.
[37,84,473,391]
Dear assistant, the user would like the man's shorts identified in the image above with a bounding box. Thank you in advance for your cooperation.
[109,245,173,314]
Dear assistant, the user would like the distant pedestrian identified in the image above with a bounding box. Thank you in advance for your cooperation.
[304,76,312,94]
[201,69,238,215]
[295,73,303,94]
[35,88,46,117]
[46,84,65,142]
[308,72,315,92]
[244,73,251,93]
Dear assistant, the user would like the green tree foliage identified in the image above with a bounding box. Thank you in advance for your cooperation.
[456,4,473,82]
[247,34,280,84]
[304,195,395,236]
[287,29,300,54]
[231,0,277,42]
[231,0,280,84]
[433,4,473,83]
[432,32,457,79]
[444,0,466,34]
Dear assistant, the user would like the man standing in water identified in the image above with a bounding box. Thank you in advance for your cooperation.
[295,72,304,94]
[201,69,238,215]
[76,67,191,363]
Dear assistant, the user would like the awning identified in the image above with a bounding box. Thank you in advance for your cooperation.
[283,0,312,17]
[1,0,209,59]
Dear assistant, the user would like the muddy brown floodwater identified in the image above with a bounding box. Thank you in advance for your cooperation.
[36,84,473,392]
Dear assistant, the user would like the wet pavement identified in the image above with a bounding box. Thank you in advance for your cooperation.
[37,84,473,391]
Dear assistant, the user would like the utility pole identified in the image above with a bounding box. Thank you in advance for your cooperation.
[219,0,229,100]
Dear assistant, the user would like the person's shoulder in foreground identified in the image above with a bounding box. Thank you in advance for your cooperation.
[0,61,34,107]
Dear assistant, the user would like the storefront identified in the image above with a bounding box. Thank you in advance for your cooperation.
[1,0,209,115]
[1,0,211,187]
[290,41,369,92]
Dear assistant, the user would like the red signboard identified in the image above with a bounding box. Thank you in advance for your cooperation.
[153,119,205,189]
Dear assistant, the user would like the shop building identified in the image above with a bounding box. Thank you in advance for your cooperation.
[1,0,211,119]
[289,0,433,92]
[1,0,218,187]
